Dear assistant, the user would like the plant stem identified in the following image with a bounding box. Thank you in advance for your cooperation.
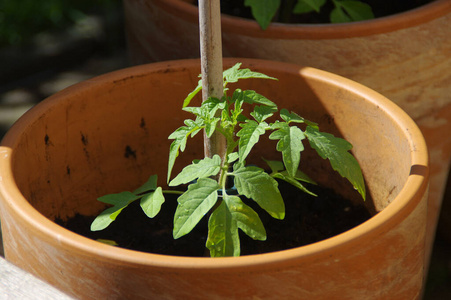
[198,0,227,168]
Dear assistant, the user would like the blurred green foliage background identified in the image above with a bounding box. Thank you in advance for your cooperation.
[0,0,119,46]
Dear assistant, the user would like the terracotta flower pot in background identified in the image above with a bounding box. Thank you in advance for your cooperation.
[0,59,428,299]
[124,0,451,265]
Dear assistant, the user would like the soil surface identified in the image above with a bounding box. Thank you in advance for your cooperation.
[57,181,371,257]
[219,0,435,24]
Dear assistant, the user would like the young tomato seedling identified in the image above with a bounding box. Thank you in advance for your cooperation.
[91,63,366,257]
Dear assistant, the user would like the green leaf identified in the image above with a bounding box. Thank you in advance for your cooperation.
[168,120,201,143]
[280,109,305,124]
[237,120,268,163]
[244,0,281,30]
[184,97,224,119]
[140,187,165,218]
[269,122,305,177]
[181,106,202,116]
[263,159,317,195]
[96,191,140,206]
[203,97,226,119]
[227,195,266,241]
[169,155,222,186]
[167,120,204,182]
[223,63,242,83]
[133,174,158,195]
[184,119,204,138]
[183,79,202,108]
[206,200,239,257]
[173,178,220,239]
[330,5,351,22]
[184,64,276,107]
[264,158,317,184]
[272,172,317,196]
[231,89,245,106]
[279,109,317,127]
[96,239,118,246]
[91,206,125,231]
[168,139,183,183]
[229,89,245,123]
[251,105,277,123]
[233,165,285,219]
[263,158,285,173]
[293,0,326,14]
[283,169,317,185]
[223,63,277,85]
[206,195,266,257]
[305,125,366,200]
[227,152,239,164]
[331,0,374,23]
[205,118,219,138]
[242,90,277,108]
[184,98,223,138]
[91,192,140,231]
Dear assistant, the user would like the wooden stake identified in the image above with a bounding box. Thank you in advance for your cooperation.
[198,0,227,161]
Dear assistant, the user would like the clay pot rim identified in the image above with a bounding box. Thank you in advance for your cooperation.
[154,0,451,39]
[0,58,428,271]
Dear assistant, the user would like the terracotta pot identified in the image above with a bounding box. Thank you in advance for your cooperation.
[124,0,451,271]
[0,59,428,299]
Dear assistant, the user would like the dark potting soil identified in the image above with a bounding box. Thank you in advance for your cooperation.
[56,180,371,257]
[218,0,435,24]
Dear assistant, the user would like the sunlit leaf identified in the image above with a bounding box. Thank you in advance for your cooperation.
[170,155,222,186]
[133,174,158,195]
[206,195,266,257]
[206,200,239,257]
[251,105,277,123]
[280,109,317,127]
[305,125,365,199]
[223,63,277,84]
[237,120,268,163]
[167,120,204,182]
[173,178,220,239]
[96,239,118,246]
[91,192,140,231]
[269,122,305,177]
[233,165,285,219]
[227,195,266,241]
[183,79,202,108]
[140,187,165,218]
[242,90,277,108]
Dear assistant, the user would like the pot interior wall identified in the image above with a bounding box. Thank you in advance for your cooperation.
[9,61,411,222]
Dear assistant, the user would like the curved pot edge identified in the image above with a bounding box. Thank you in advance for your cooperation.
[0,58,429,272]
